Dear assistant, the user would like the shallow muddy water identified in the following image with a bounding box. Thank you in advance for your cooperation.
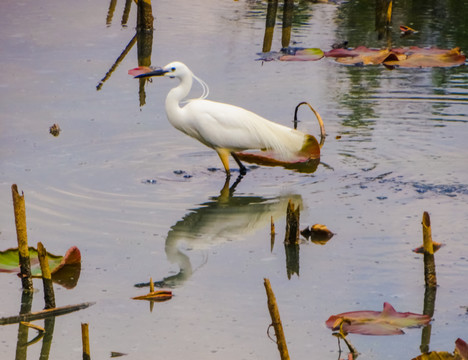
[1,0,468,359]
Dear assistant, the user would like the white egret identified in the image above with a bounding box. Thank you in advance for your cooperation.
[135,61,318,177]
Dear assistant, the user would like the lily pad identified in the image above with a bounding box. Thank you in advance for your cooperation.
[279,48,324,61]
[325,46,466,68]
[326,302,431,336]
[0,246,81,288]
[236,134,321,173]
[330,46,393,66]
[383,47,466,68]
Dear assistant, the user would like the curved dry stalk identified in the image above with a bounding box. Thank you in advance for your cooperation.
[294,101,326,147]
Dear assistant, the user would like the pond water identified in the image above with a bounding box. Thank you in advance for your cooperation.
[1,0,468,359]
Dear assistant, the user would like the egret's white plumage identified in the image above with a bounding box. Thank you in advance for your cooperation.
[136,61,310,176]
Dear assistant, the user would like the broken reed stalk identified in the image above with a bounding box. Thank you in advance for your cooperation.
[264,278,290,360]
[281,0,294,48]
[293,102,326,147]
[37,242,56,309]
[11,184,33,291]
[284,200,300,245]
[422,211,437,288]
[262,0,278,53]
[136,0,153,32]
[0,302,94,326]
[82,323,91,360]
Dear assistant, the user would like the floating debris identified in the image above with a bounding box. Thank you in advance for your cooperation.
[301,224,334,244]
[49,124,61,137]
[132,290,173,302]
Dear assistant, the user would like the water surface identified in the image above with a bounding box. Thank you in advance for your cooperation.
[1,0,468,359]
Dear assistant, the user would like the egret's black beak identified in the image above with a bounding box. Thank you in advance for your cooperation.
[134,68,168,78]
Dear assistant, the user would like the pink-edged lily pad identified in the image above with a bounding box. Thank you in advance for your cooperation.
[325,46,465,68]
[324,48,360,58]
[236,134,321,173]
[326,302,431,336]
[331,46,393,65]
[280,48,324,61]
[0,246,81,289]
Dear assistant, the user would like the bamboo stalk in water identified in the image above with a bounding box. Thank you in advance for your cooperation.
[37,242,56,309]
[82,323,91,360]
[284,200,300,245]
[422,211,437,288]
[0,302,94,326]
[11,184,33,291]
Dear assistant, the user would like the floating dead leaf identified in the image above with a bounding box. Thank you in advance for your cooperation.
[0,246,81,289]
[383,47,466,68]
[413,351,459,359]
[326,302,431,336]
[335,47,392,65]
[412,241,444,254]
[301,224,334,244]
[132,290,173,302]
[325,46,465,68]
[49,124,61,137]
[411,338,468,360]
[280,48,324,61]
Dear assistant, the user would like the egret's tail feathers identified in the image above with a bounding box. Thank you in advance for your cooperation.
[257,122,310,161]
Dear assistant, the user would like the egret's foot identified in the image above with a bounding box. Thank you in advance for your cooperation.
[239,165,247,176]
[231,152,247,176]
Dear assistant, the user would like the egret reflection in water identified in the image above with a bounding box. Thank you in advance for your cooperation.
[153,177,302,287]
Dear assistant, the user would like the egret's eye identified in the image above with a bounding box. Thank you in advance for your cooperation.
[171,67,176,71]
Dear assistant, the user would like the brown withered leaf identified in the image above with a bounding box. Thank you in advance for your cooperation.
[301,224,334,244]
[132,290,173,302]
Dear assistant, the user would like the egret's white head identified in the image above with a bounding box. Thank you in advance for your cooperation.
[134,61,192,80]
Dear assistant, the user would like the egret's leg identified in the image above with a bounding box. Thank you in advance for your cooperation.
[231,152,247,176]
[216,148,231,177]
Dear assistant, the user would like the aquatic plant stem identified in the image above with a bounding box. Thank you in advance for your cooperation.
[262,0,278,52]
[136,0,153,31]
[37,242,56,309]
[420,211,437,353]
[0,302,94,326]
[284,200,300,245]
[82,323,91,360]
[264,278,290,360]
[422,211,437,288]
[11,184,33,291]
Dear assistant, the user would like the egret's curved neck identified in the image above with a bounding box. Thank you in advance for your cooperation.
[165,73,193,118]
